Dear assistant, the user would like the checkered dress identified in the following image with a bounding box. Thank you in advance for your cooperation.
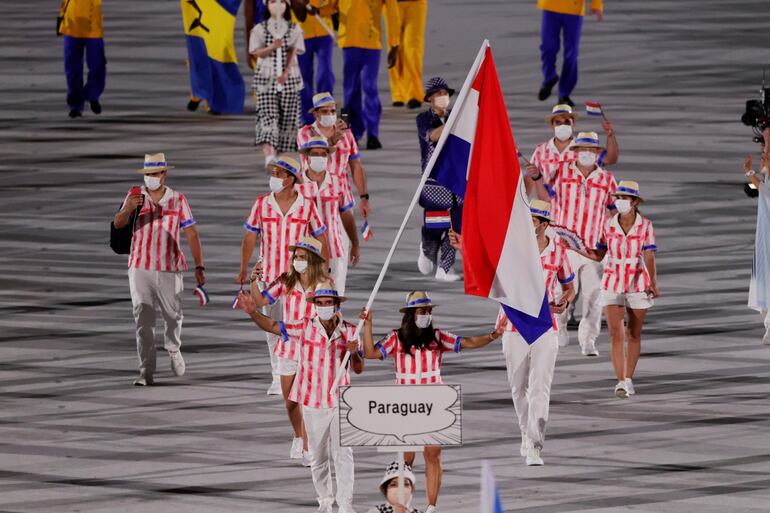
[253,21,303,152]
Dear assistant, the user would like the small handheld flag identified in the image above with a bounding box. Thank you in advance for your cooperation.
[361,220,373,242]
[193,284,209,306]
[425,210,452,230]
[232,288,244,309]
[585,101,604,117]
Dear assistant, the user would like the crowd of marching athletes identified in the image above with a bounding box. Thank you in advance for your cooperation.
[101,2,665,513]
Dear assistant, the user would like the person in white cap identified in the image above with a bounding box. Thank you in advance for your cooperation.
[359,292,503,513]
[243,235,329,465]
[113,153,205,386]
[235,281,364,513]
[531,131,617,357]
[495,200,575,466]
[297,136,360,294]
[584,181,658,398]
[367,461,422,513]
[298,92,371,219]
[238,155,329,395]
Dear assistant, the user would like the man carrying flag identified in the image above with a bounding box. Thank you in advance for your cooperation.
[181,0,245,114]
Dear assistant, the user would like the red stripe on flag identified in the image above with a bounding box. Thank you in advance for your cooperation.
[461,47,522,298]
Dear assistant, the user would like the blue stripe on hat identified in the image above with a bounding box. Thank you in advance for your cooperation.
[406,297,433,308]
[274,158,300,176]
[144,161,167,167]
[294,241,322,256]
[575,137,600,145]
[616,186,640,196]
[530,207,549,218]
[313,95,335,109]
[315,288,339,298]
[302,139,330,151]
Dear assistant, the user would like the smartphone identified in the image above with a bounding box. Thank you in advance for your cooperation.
[339,108,351,127]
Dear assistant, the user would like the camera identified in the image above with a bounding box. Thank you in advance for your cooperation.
[741,75,770,144]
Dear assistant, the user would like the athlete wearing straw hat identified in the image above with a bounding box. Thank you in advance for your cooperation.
[297,136,360,295]
[584,180,658,399]
[238,155,329,395]
[298,92,372,219]
[359,292,503,513]
[495,199,575,466]
[235,280,364,513]
[113,153,205,386]
[532,131,617,357]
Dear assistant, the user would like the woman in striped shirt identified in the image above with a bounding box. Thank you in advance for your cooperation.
[359,292,503,513]
[247,235,329,465]
[586,181,658,399]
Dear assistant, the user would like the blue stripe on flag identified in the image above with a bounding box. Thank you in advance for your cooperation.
[431,133,472,198]
[502,295,552,345]
[185,35,245,114]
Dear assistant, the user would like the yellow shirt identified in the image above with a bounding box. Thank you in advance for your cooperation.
[537,0,602,17]
[293,0,336,40]
[338,0,400,50]
[59,0,103,39]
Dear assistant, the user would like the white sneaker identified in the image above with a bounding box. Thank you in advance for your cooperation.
[520,435,530,457]
[267,377,281,396]
[169,351,186,376]
[133,372,154,386]
[580,340,599,356]
[614,381,629,399]
[763,329,770,346]
[425,506,438,513]
[289,437,303,459]
[557,333,570,348]
[315,504,332,513]
[301,450,312,467]
[525,446,544,466]
[418,244,435,275]
[624,378,636,395]
[435,267,461,282]
[337,503,357,513]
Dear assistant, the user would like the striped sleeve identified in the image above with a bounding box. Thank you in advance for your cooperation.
[606,175,618,209]
[374,330,398,360]
[642,220,657,251]
[595,220,609,250]
[437,329,461,353]
[244,197,262,233]
[347,130,360,161]
[178,194,196,229]
[263,276,285,305]
[339,178,355,213]
[308,201,327,237]
[557,246,575,284]
[282,320,304,343]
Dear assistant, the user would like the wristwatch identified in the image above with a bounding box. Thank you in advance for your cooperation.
[360,193,370,200]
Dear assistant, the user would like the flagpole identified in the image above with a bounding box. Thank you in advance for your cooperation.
[331,39,490,393]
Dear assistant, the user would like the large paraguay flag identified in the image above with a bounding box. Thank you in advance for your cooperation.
[429,42,552,344]
[181,0,245,114]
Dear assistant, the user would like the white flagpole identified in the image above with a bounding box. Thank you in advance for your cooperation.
[306,5,337,41]
[331,39,490,393]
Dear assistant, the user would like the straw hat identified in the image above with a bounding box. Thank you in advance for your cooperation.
[545,104,578,124]
[613,180,644,202]
[308,92,336,113]
[299,136,336,155]
[288,236,327,262]
[530,199,551,222]
[378,461,417,496]
[308,280,347,303]
[137,153,175,174]
[399,291,438,313]
[271,155,302,178]
[570,131,603,150]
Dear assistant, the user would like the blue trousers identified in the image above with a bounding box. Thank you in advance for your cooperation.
[342,47,381,140]
[540,10,583,99]
[63,36,106,111]
[298,35,335,125]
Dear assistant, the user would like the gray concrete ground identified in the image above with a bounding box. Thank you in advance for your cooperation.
[1,0,770,512]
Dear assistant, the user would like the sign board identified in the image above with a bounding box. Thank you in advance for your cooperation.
[338,384,462,447]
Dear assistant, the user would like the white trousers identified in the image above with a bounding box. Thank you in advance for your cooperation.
[761,309,770,344]
[303,406,355,508]
[502,330,558,450]
[260,286,282,379]
[556,250,603,347]
[128,268,183,376]
[329,255,349,296]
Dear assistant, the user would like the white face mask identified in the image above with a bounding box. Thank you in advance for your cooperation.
[144,175,162,191]
[293,259,308,274]
[615,198,633,215]
[386,484,413,508]
[268,1,286,18]
[554,124,572,141]
[577,151,597,167]
[269,175,287,193]
[319,114,336,128]
[415,314,432,329]
[432,95,450,110]
[309,156,328,173]
[317,305,336,321]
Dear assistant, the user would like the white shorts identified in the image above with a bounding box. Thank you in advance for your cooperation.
[276,356,298,376]
[600,290,654,310]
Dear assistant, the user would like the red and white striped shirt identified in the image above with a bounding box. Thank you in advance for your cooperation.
[284,316,358,409]
[375,329,461,385]
[243,193,327,284]
[496,236,573,332]
[264,275,316,361]
[548,162,617,250]
[598,214,657,294]
[121,187,195,272]
[530,138,576,186]
[297,123,360,199]
[296,172,354,259]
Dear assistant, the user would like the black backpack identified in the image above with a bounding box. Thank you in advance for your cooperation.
[110,203,136,254]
